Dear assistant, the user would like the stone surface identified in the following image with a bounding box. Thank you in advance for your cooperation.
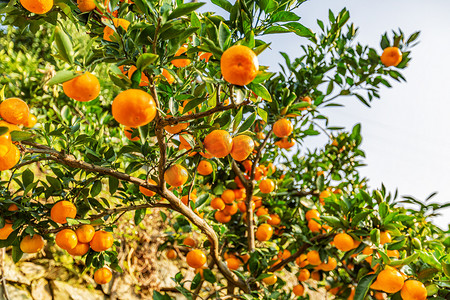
[19,262,47,281]
[0,284,32,300]
[3,256,31,285]
[31,278,52,300]
[110,274,140,300]
[51,280,104,300]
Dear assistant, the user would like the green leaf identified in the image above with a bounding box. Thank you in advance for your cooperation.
[211,0,232,12]
[354,274,376,300]
[257,107,268,123]
[47,70,80,86]
[134,208,146,225]
[270,11,300,23]
[190,273,202,290]
[370,228,380,245]
[182,97,206,115]
[263,26,291,35]
[12,245,23,263]
[0,126,8,136]
[218,22,231,50]
[22,169,34,188]
[284,22,314,38]
[136,53,159,70]
[54,26,74,64]
[91,180,102,197]
[351,211,372,226]
[10,131,34,142]
[248,83,272,101]
[321,216,343,228]
[108,176,119,195]
[46,176,62,191]
[238,112,256,133]
[168,2,205,20]
[203,268,216,283]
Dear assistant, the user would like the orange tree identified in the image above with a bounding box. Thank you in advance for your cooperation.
[0,0,449,299]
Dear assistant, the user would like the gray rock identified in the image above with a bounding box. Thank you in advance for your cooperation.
[51,280,104,300]
[19,262,47,281]
[0,284,32,300]
[31,278,52,300]
[3,256,31,285]
[110,274,139,300]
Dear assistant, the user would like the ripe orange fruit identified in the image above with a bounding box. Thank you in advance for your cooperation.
[293,284,305,296]
[0,223,13,240]
[104,18,130,42]
[215,210,232,223]
[183,237,197,248]
[319,257,337,271]
[380,231,392,244]
[50,201,77,224]
[387,249,400,258]
[171,45,191,68]
[381,47,402,67]
[75,225,95,243]
[181,192,197,206]
[199,52,213,62]
[259,179,275,194]
[256,206,269,217]
[234,188,246,200]
[164,164,188,187]
[222,202,238,216]
[139,179,157,197]
[370,266,405,293]
[305,209,320,221]
[0,131,12,157]
[197,160,213,176]
[242,160,253,173]
[0,98,29,125]
[67,242,90,256]
[112,89,157,127]
[0,144,20,171]
[90,230,114,252]
[319,190,332,203]
[63,72,100,102]
[255,223,273,241]
[220,45,259,86]
[161,68,175,84]
[221,189,236,204]
[267,214,281,226]
[20,0,53,14]
[186,249,207,268]
[334,233,355,252]
[77,0,96,12]
[128,65,149,86]
[308,219,322,233]
[204,130,233,158]
[94,267,112,285]
[262,273,277,285]
[273,118,293,138]
[55,229,78,250]
[311,270,321,281]
[275,137,295,149]
[166,249,177,260]
[164,121,188,135]
[296,254,309,267]
[20,234,45,253]
[300,96,312,111]
[230,135,254,161]
[24,114,38,128]
[374,292,387,300]
[124,127,140,141]
[211,197,226,210]
[226,257,241,270]
[8,204,18,211]
[400,280,427,300]
[306,250,321,265]
[297,268,310,281]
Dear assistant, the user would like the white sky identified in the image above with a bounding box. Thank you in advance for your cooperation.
[201,0,450,229]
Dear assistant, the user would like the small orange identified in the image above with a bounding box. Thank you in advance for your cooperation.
[308,219,322,233]
[112,89,157,127]
[319,257,337,271]
[380,231,392,244]
[0,144,20,171]
[296,254,308,268]
[334,233,355,252]
[199,52,213,62]
[400,280,427,300]
[166,249,177,260]
[306,250,321,265]
[24,114,38,128]
[94,267,112,285]
[220,45,259,86]
[164,121,188,135]
[0,223,14,240]
[0,98,29,125]
[164,164,188,187]
[77,0,96,12]
[234,188,246,200]
[230,135,254,161]
[20,0,53,14]
[75,225,95,243]
[204,130,233,158]
[186,249,207,268]
[215,210,231,223]
[139,179,157,197]
[319,190,332,203]
[255,223,273,242]
[293,284,305,296]
[8,204,18,211]
[0,131,12,157]
[104,18,130,42]
[275,137,295,149]
[50,201,77,224]
[242,160,252,173]
[234,175,245,188]
[124,127,140,141]
[161,68,175,84]
[305,209,320,221]
[259,179,275,194]
[197,160,213,176]
[183,237,197,248]
[171,45,191,68]
[237,201,255,213]
[262,273,277,285]
[226,257,241,270]
[67,242,90,256]
[255,206,269,217]
[300,96,312,111]
[273,118,293,138]
[63,72,100,102]
[222,202,238,216]
[267,214,281,226]
[90,230,114,252]
[370,266,405,293]
[20,234,45,253]
[374,292,387,300]
[311,270,321,281]
[181,192,197,206]
[221,189,236,204]
[211,197,226,210]
[297,268,310,281]
[127,65,149,86]
[380,47,402,67]
[55,229,78,250]
[387,249,400,258]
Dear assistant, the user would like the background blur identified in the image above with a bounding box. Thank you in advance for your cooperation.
[202,0,450,229]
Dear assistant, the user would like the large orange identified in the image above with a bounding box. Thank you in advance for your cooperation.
[127,65,149,86]
[139,179,157,197]
[319,257,337,271]
[55,229,78,250]
[94,267,113,284]
[370,266,405,293]
[221,189,235,204]
[75,225,95,243]
[334,233,355,252]
[90,230,114,252]
[112,89,157,127]
[63,72,100,102]
[226,257,241,270]
[267,214,281,226]
[50,201,77,224]
[0,144,20,171]
[305,209,320,221]
[103,18,130,42]
[67,242,90,256]
[20,0,53,14]
[220,45,259,86]
[230,135,254,161]
[255,224,273,241]
[203,130,233,158]
[210,197,225,210]
[222,202,238,216]
[306,250,321,265]
[171,45,191,68]
[297,269,310,281]
[197,160,213,176]
[0,223,13,240]
[0,131,12,157]
[77,0,96,12]
[20,234,45,253]
[259,179,275,194]
[0,98,29,125]
[381,47,402,67]
[164,164,188,187]
[215,210,231,223]
[186,249,207,268]
[400,280,427,300]
[273,118,293,138]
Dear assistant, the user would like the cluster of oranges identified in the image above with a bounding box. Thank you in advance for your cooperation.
[0,98,37,171]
